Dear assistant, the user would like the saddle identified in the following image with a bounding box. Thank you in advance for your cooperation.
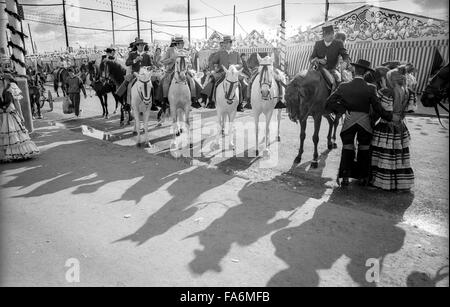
[318,67,336,92]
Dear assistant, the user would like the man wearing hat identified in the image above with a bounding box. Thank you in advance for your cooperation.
[310,22,351,90]
[159,35,200,109]
[116,38,153,106]
[206,35,243,110]
[105,48,116,61]
[326,59,393,186]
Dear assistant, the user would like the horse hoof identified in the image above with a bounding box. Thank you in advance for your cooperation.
[294,156,302,164]
[311,161,319,169]
[136,142,142,148]
[120,121,125,127]
[333,143,338,149]
[255,150,260,157]
[176,131,181,137]
[276,136,281,143]
[132,131,138,136]
[328,144,333,151]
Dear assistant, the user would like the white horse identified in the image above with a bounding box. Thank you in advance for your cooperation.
[251,54,286,157]
[130,66,155,148]
[211,65,243,152]
[168,53,192,151]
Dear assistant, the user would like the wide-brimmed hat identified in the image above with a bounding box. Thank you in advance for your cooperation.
[221,35,235,43]
[322,21,335,34]
[134,38,147,45]
[173,35,184,43]
[350,59,375,72]
[105,48,116,53]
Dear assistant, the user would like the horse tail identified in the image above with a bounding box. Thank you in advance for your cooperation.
[285,72,307,123]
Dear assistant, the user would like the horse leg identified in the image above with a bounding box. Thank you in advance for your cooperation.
[98,94,105,117]
[185,108,192,149]
[277,109,282,142]
[104,94,109,119]
[332,115,340,149]
[311,115,322,169]
[229,111,237,152]
[133,108,141,146]
[325,115,334,150]
[54,81,59,97]
[264,110,274,157]
[144,110,151,148]
[254,113,260,157]
[294,119,307,164]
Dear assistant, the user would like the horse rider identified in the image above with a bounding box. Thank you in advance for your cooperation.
[206,35,243,111]
[115,38,153,108]
[105,48,116,61]
[310,23,352,91]
[325,59,393,187]
[160,35,201,109]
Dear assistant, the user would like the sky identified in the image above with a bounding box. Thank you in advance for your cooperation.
[8,0,450,52]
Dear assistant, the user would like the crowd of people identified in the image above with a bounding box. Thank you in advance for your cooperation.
[0,26,421,193]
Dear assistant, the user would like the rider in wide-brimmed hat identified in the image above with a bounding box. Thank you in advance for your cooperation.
[310,21,351,91]
[158,35,201,111]
[325,59,393,187]
[114,37,154,115]
[205,34,244,110]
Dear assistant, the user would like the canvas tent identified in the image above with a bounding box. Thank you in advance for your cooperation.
[286,5,449,92]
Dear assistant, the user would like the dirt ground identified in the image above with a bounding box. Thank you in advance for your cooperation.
[0,91,448,287]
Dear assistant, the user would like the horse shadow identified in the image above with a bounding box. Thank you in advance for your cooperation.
[406,266,449,287]
[186,175,309,275]
[266,187,415,287]
[113,153,258,246]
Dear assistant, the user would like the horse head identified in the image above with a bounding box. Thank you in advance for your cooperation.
[134,66,153,105]
[257,54,275,100]
[222,65,242,102]
[175,55,188,82]
[422,64,449,108]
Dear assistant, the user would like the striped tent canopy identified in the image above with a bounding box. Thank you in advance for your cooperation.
[291,4,449,43]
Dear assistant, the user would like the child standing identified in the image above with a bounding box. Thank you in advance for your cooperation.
[65,68,87,118]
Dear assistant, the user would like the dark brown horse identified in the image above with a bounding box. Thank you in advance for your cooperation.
[421,64,449,127]
[285,68,342,167]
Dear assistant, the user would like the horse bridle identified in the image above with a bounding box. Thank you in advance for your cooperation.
[223,78,238,104]
[137,79,153,105]
[175,56,187,84]
[259,64,273,100]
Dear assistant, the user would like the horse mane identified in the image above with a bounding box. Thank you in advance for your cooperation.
[285,70,321,123]
[105,61,126,83]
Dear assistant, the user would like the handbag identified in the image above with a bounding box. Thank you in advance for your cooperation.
[62,96,74,114]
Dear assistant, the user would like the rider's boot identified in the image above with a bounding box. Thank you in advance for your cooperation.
[191,97,202,109]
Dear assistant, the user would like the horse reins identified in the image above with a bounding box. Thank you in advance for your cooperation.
[223,78,238,103]
[259,64,273,100]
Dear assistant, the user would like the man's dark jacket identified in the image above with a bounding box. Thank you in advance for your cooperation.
[310,39,349,70]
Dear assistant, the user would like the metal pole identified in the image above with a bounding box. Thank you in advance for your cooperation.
[280,0,286,74]
[187,0,191,45]
[28,23,35,54]
[135,0,140,38]
[233,5,235,36]
[62,0,69,50]
[110,0,115,47]
[205,17,207,40]
[5,0,33,132]
[0,1,7,58]
[325,0,330,22]
[150,20,153,43]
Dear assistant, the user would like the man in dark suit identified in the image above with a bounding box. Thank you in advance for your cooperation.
[326,59,393,186]
[310,23,351,90]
